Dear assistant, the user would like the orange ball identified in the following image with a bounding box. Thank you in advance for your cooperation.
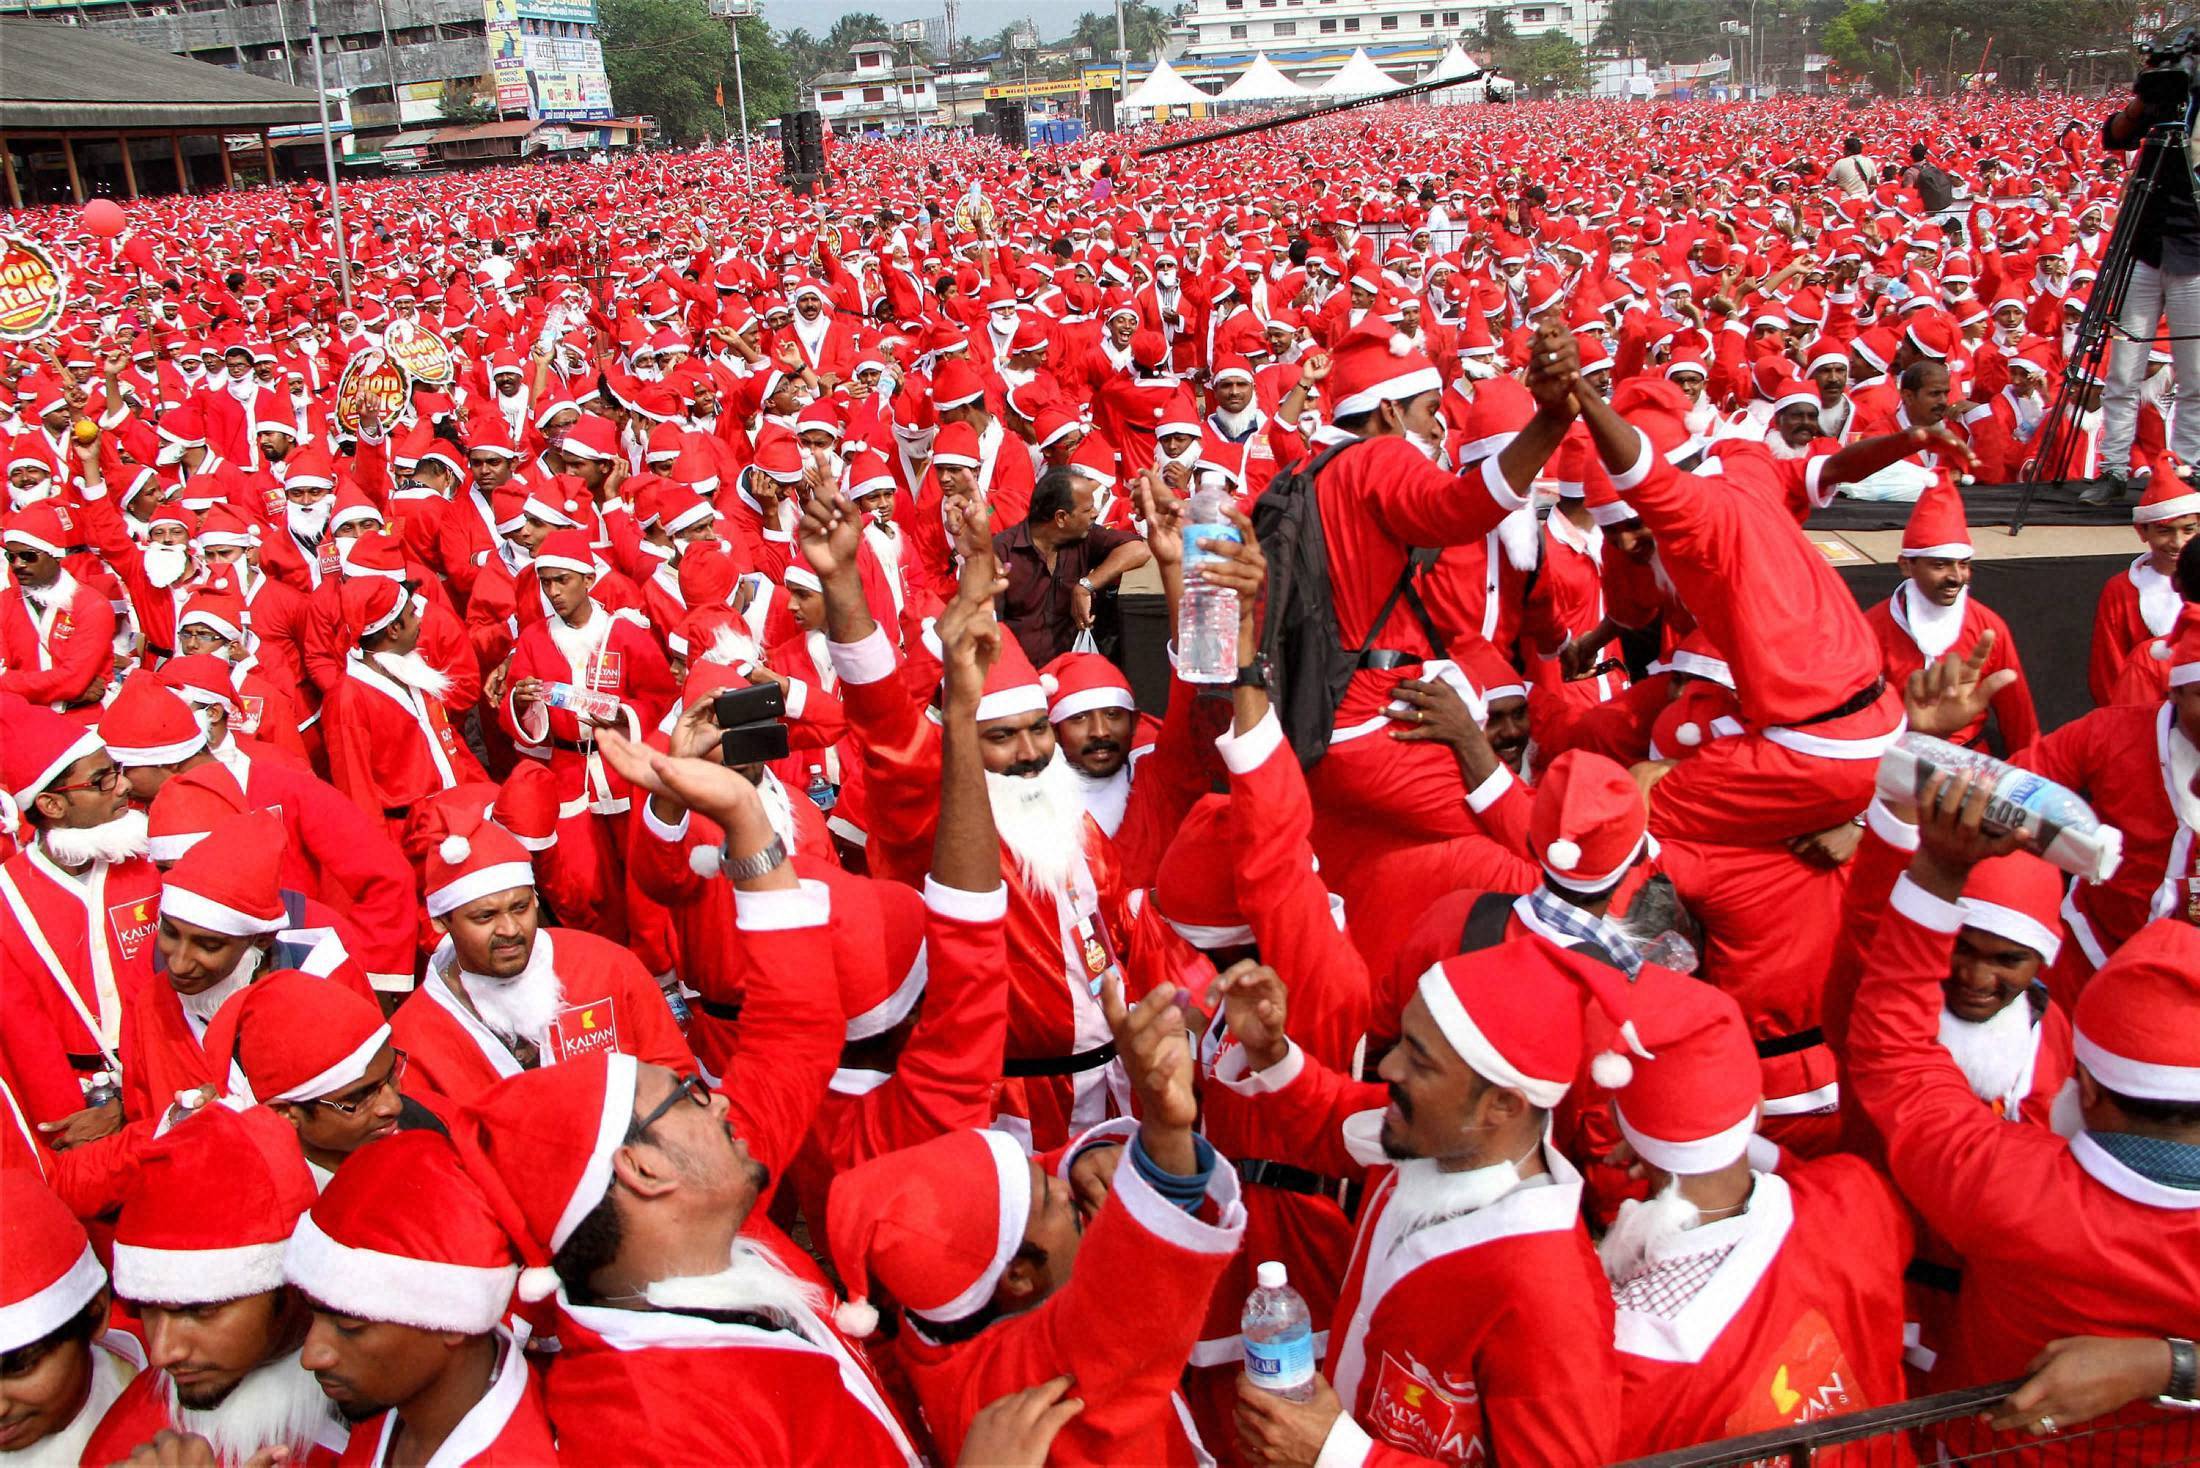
[72,419,100,444]
[82,198,125,238]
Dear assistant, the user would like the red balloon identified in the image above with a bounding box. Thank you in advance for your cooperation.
[82,198,125,238]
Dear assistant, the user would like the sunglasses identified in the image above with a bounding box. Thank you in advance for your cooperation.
[312,1050,408,1115]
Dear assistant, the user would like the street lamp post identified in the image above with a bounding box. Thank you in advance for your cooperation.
[301,0,352,306]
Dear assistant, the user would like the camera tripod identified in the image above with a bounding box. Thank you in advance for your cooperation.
[2016,121,2191,530]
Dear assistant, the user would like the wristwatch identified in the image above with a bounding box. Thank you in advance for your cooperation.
[2165,1337,2199,1407]
[1077,576,1096,593]
[719,834,787,882]
[1234,655,1272,690]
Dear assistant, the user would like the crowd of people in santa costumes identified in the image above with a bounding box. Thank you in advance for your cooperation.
[5,85,2200,1468]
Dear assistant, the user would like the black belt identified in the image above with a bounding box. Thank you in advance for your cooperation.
[1905,1258,1963,1294]
[1791,678,1885,729]
[65,1052,107,1071]
[695,996,744,1022]
[144,643,175,660]
[1754,1026,1827,1059]
[1236,1158,1331,1197]
[544,735,593,754]
[1357,648,1423,671]
[1002,1042,1118,1078]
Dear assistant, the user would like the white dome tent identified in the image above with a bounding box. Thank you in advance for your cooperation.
[1313,47,1404,99]
[1217,51,1309,105]
[1421,43,1489,106]
[1120,54,1212,115]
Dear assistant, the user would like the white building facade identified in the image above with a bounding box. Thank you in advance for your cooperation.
[811,39,938,134]
[1174,0,1604,68]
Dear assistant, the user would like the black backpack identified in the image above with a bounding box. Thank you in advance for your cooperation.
[1252,439,1448,768]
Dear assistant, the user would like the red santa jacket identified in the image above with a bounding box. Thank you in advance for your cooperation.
[1848,882,2200,1462]
[1864,584,2039,752]
[0,844,161,1099]
[1611,1158,1912,1458]
[498,602,676,817]
[0,570,117,716]
[322,653,488,839]
[83,1365,347,1467]
[2087,553,2182,707]
[388,927,694,1109]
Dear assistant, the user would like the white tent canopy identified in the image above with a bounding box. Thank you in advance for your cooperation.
[1314,47,1403,98]
[1218,50,1308,103]
[1423,43,1481,83]
[1121,54,1211,111]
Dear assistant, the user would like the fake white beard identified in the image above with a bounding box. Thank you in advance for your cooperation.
[645,1237,832,1344]
[286,499,331,540]
[1937,992,2036,1107]
[1211,403,1262,437]
[461,931,564,1047]
[9,479,56,510]
[1001,365,1035,391]
[1494,505,1541,574]
[1765,433,1813,462]
[178,944,267,1023]
[143,542,193,589]
[1683,399,1718,438]
[1156,444,1203,477]
[1901,582,1968,661]
[863,520,901,572]
[1599,1176,1708,1283]
[164,1350,338,1467]
[987,750,1089,900]
[545,602,611,672]
[224,374,258,405]
[370,648,454,703]
[20,569,76,612]
[42,808,150,867]
[1383,1151,1527,1241]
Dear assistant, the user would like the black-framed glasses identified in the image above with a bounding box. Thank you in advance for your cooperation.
[5,548,46,566]
[629,1073,711,1140]
[312,1050,407,1115]
[47,763,122,795]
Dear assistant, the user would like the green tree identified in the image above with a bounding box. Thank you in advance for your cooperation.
[1504,32,1590,93]
[597,0,792,142]
[1594,0,1731,66]
[438,88,500,124]
[1065,2,1173,62]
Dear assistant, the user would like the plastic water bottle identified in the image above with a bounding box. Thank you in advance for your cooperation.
[805,764,837,813]
[1178,486,1241,684]
[1242,1261,1316,1402]
[1875,733,2124,882]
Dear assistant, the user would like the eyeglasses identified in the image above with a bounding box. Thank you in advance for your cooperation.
[47,763,122,795]
[5,549,46,566]
[629,1073,712,1140]
[312,1050,407,1115]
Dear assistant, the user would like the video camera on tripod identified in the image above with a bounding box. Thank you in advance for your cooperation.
[2138,26,2200,118]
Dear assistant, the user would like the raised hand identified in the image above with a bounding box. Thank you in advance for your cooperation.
[1525,321,1580,413]
[796,486,864,582]
[1100,977,1199,1132]
[1212,960,1289,1072]
[1904,629,2017,736]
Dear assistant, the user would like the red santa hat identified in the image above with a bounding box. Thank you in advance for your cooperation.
[111,1101,316,1306]
[1766,375,1819,416]
[975,632,1049,724]
[932,421,982,470]
[494,762,563,853]
[1607,967,1761,1173]
[2071,918,2200,1103]
[194,504,258,549]
[1041,651,1134,723]
[146,760,251,863]
[204,967,390,1105]
[559,414,621,463]
[825,1127,1033,1337]
[285,1130,518,1334]
[1900,475,1973,560]
[159,653,242,719]
[1529,750,1649,893]
[533,528,597,579]
[1153,795,1249,948]
[99,673,208,767]
[423,806,535,918]
[1651,678,1745,758]
[1327,316,1441,420]
[2135,455,2200,525]
[0,1170,105,1354]
[833,874,935,1043]
[3,703,104,808]
[2148,603,2200,690]
[521,477,589,529]
[1155,392,1203,439]
[1416,937,1648,1107]
[341,576,405,645]
[931,360,988,412]
[1958,853,2065,965]
[328,485,384,534]
[161,810,287,936]
[3,503,71,559]
[749,427,806,484]
[177,584,247,644]
[1454,374,1535,464]
[453,1050,640,1302]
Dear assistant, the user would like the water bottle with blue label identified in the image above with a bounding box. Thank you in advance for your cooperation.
[1875,733,2123,882]
[1242,1260,1316,1402]
[1178,486,1243,684]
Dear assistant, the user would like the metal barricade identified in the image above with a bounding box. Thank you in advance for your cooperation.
[1614,1380,2200,1467]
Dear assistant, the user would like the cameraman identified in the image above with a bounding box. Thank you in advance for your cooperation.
[2089,51,2200,504]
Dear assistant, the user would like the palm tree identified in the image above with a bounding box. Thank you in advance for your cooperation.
[1594,0,1733,67]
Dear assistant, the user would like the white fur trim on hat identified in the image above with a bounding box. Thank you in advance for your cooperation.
[1415,963,1569,1109]
[1956,898,2061,966]
[269,1025,391,1105]
[1048,684,1134,723]
[147,831,210,863]
[551,1053,640,1254]
[101,726,209,769]
[1164,916,1257,949]
[844,945,929,1043]
[177,609,245,644]
[2073,1029,2200,1103]
[1901,541,1973,560]
[158,884,285,938]
[426,861,535,919]
[284,1213,515,1334]
[2134,491,2200,525]
[974,685,1049,724]
[1613,1099,1758,1175]
[1332,364,1442,420]
[0,1243,104,1354]
[910,1130,1032,1326]
[2,527,67,559]
[532,551,595,578]
[112,1239,288,1306]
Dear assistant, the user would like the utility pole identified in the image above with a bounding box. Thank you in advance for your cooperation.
[710,0,754,161]
[302,0,352,306]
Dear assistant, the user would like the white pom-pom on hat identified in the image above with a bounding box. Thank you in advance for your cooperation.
[2152,639,2175,663]
[1039,673,1059,697]
[835,1298,879,1338]
[438,834,471,864]
[1675,722,1703,748]
[517,1265,560,1304]
[1546,838,1582,870]
[1590,1050,1633,1089]
[1389,333,1414,356]
[689,844,724,878]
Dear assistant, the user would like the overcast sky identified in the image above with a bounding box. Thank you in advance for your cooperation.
[754,0,1086,42]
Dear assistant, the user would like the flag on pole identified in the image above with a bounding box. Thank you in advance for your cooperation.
[716,82,726,106]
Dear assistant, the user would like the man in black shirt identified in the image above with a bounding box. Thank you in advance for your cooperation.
[2090,62,2200,503]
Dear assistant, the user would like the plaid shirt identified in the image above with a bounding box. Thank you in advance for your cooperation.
[1525,888,1643,978]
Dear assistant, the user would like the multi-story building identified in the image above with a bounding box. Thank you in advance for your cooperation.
[810,39,937,135]
[0,0,611,149]
[1173,0,1605,75]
